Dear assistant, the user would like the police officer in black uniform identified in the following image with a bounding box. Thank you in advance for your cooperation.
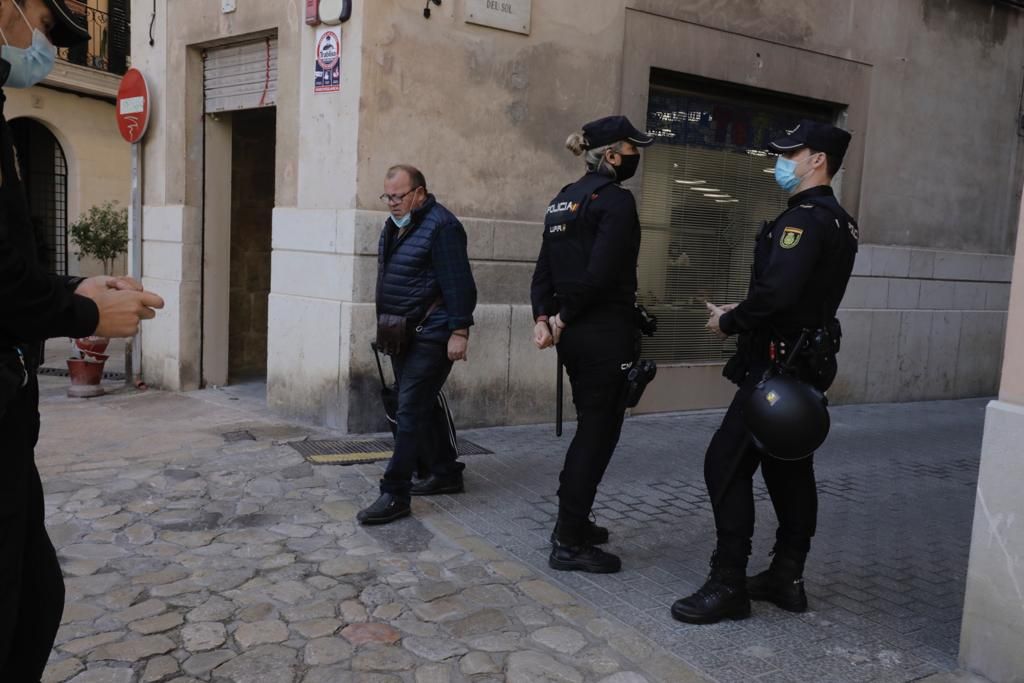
[0,2,164,678]
[531,115,653,574]
[671,121,858,623]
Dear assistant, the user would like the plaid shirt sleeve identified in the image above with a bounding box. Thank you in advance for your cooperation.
[432,218,477,330]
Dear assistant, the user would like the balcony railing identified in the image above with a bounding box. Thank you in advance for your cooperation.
[57,4,130,77]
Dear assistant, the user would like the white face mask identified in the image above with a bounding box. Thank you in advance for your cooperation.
[0,3,57,89]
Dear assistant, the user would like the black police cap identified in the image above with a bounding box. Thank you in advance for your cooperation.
[768,120,851,161]
[582,116,654,150]
[44,0,90,48]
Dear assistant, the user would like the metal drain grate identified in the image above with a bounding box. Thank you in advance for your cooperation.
[38,367,126,381]
[291,438,492,466]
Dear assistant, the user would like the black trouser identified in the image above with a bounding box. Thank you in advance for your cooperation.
[413,390,461,480]
[555,310,635,543]
[0,378,65,681]
[704,362,818,570]
[380,338,460,498]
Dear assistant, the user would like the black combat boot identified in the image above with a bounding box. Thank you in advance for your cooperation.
[549,515,610,546]
[548,515,620,573]
[671,555,751,624]
[747,549,808,613]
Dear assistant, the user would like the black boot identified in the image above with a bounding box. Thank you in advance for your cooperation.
[671,557,750,625]
[548,515,620,573]
[356,493,411,525]
[549,538,621,574]
[410,473,464,496]
[747,550,808,613]
[549,518,609,546]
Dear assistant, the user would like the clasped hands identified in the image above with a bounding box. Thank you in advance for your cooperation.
[74,276,165,338]
[533,313,566,350]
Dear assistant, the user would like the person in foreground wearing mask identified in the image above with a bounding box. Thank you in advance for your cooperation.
[672,120,857,625]
[530,116,652,574]
[359,164,477,525]
[0,1,165,679]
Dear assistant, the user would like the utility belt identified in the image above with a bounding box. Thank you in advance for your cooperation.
[770,318,842,392]
[0,345,31,419]
[723,319,842,391]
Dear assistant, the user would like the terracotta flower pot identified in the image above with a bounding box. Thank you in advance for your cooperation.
[67,358,106,398]
[75,337,110,355]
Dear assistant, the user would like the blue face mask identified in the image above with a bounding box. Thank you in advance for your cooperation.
[0,5,57,89]
[393,213,412,229]
[773,156,802,193]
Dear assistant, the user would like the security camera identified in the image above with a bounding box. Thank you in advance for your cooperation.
[423,0,441,19]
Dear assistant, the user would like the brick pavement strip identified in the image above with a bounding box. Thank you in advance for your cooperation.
[36,379,700,683]
[443,398,988,683]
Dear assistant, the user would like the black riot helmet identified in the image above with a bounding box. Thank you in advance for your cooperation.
[742,371,830,461]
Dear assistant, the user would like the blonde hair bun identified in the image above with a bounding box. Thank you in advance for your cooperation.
[565,131,588,156]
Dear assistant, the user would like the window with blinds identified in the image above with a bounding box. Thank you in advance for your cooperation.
[638,73,837,364]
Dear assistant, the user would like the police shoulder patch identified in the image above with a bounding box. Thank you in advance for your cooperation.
[780,226,804,249]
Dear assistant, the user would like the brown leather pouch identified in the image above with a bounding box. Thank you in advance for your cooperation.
[375,296,444,356]
[375,314,410,356]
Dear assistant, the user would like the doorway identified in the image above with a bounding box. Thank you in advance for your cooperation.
[202,107,276,386]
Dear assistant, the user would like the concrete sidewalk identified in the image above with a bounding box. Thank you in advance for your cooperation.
[34,377,988,682]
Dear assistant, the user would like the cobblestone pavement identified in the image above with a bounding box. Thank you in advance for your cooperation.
[35,376,985,683]
[37,378,702,683]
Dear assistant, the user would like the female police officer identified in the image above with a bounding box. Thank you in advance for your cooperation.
[530,116,652,574]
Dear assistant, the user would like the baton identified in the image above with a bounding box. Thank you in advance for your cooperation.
[556,349,564,437]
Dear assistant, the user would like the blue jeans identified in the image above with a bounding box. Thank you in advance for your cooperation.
[380,339,461,497]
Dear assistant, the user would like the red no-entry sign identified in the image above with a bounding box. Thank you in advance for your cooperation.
[116,68,151,144]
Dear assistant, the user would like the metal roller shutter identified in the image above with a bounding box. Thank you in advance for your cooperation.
[203,37,278,113]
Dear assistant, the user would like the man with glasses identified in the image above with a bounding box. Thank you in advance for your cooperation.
[358,165,477,525]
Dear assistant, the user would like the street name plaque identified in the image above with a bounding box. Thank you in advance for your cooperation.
[465,0,531,35]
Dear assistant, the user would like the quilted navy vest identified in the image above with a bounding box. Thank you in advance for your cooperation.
[376,195,450,322]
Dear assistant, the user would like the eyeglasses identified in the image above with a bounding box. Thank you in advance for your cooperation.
[379,188,420,205]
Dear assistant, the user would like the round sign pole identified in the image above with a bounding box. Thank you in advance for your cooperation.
[116,68,152,388]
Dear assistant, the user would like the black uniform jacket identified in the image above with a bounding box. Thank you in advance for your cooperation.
[530,171,640,325]
[0,65,98,357]
[720,185,858,340]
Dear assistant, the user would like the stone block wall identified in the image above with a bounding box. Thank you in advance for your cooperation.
[831,246,1011,404]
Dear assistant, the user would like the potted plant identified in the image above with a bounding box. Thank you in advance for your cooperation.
[66,201,128,398]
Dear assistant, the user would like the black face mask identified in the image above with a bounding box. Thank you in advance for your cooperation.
[614,153,641,181]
